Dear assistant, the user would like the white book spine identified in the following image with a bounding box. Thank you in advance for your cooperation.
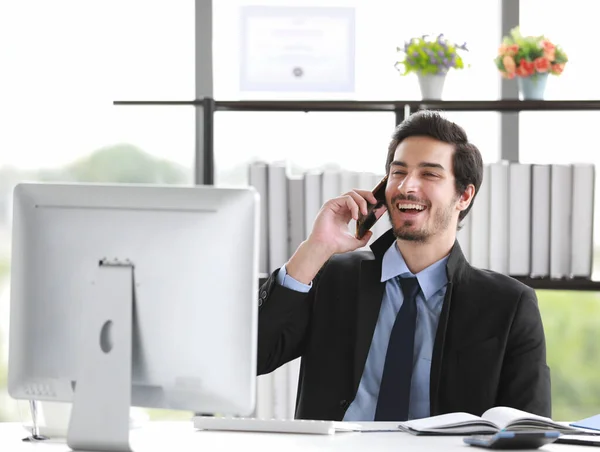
[489,162,510,274]
[570,163,595,278]
[470,164,491,269]
[254,375,273,419]
[357,171,374,191]
[287,175,305,257]
[303,171,322,239]
[550,164,573,279]
[530,165,551,278]
[321,170,341,205]
[266,162,290,419]
[248,162,269,275]
[508,163,532,276]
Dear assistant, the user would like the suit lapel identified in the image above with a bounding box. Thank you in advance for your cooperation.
[353,259,386,392]
[429,280,452,415]
[429,240,470,415]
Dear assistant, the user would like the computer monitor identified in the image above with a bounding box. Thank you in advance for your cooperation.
[8,182,260,451]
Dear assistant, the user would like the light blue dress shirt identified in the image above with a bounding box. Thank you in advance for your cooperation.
[276,242,449,421]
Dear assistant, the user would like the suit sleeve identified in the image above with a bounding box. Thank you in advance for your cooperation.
[256,266,322,375]
[496,287,552,417]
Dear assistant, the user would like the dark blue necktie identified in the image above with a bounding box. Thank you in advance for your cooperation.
[374,276,420,421]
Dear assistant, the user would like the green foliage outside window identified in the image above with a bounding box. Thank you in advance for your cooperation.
[537,290,600,421]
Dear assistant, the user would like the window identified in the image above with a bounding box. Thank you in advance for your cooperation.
[519,0,600,421]
[0,0,194,421]
[213,0,501,184]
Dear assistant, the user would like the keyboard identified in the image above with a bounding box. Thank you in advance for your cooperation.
[193,416,361,435]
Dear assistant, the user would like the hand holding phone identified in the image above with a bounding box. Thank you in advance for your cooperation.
[355,175,388,240]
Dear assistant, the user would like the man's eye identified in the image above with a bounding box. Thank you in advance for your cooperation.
[424,172,439,177]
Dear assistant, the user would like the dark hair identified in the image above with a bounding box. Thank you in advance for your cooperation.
[385,110,483,223]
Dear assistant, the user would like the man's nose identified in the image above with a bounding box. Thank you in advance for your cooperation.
[398,171,419,194]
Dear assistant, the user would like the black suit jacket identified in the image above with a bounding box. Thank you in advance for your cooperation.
[257,230,551,420]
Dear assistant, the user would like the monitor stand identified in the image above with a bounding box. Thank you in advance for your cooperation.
[67,258,136,452]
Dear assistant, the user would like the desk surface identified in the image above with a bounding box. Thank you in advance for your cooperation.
[0,421,589,452]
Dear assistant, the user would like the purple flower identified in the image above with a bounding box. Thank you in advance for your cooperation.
[404,41,410,52]
[430,57,437,64]
[458,42,468,51]
[413,51,419,57]
[425,49,433,55]
[438,50,445,57]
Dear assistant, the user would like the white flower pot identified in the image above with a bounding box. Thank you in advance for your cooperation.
[517,72,549,100]
[417,73,447,100]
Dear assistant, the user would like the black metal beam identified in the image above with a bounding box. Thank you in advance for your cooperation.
[201,97,215,185]
[113,99,600,112]
[513,277,600,291]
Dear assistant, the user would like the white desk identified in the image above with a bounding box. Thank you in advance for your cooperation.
[0,421,587,451]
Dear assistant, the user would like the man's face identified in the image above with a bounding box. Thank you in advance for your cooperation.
[385,136,461,243]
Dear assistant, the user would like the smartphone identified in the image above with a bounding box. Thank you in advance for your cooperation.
[463,431,560,449]
[355,175,388,239]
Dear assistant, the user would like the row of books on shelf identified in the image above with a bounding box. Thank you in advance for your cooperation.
[248,160,595,283]
[460,161,594,279]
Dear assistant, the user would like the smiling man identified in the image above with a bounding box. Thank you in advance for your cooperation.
[256,110,551,422]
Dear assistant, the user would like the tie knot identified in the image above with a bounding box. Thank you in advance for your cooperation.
[398,276,420,300]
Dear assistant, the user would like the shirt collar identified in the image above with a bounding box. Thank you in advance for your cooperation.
[380,241,449,301]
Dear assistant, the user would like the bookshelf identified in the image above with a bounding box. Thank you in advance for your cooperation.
[114,98,600,291]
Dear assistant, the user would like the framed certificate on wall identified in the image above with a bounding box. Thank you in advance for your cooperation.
[239,6,355,93]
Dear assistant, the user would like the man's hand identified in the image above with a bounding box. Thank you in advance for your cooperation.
[285,189,380,284]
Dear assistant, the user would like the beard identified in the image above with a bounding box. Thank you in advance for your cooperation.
[388,195,455,243]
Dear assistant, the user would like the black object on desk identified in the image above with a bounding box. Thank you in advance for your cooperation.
[463,431,559,449]
[556,435,600,447]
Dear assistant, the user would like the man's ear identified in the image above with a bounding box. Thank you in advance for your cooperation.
[457,184,475,212]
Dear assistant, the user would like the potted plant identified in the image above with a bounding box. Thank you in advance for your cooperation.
[395,34,468,100]
[495,26,568,100]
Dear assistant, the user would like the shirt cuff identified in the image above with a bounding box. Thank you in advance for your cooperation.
[276,264,312,293]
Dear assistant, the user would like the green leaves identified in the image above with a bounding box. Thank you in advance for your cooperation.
[395,34,467,76]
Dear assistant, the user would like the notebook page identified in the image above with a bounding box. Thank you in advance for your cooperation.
[482,406,552,430]
[400,412,489,431]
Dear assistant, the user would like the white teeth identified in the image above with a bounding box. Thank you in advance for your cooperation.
[397,203,425,211]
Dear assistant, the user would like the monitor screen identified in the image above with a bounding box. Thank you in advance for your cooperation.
[8,182,259,420]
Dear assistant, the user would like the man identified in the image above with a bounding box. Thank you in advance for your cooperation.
[257,110,551,422]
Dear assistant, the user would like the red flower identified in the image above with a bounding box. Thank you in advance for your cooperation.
[533,57,551,73]
[516,59,535,77]
[540,40,556,61]
[502,55,516,75]
[551,63,565,75]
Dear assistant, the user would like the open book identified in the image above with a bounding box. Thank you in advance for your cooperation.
[397,406,580,435]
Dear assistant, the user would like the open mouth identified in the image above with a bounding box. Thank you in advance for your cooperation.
[396,202,427,217]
